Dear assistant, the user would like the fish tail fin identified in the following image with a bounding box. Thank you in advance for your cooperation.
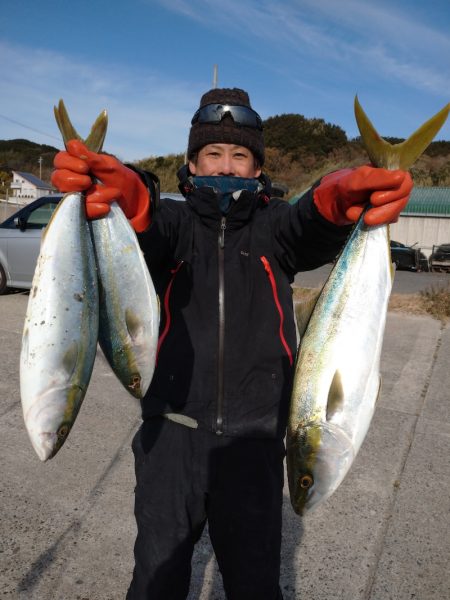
[85,110,108,152]
[54,99,82,147]
[54,99,108,153]
[354,95,450,170]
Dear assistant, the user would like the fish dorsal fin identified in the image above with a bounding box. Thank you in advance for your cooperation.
[354,95,450,170]
[326,370,345,420]
[294,289,321,338]
[54,99,108,153]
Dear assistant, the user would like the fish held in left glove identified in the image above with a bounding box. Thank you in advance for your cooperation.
[52,102,160,401]
[20,101,159,461]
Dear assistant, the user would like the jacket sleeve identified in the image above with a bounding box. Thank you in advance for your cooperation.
[135,199,193,275]
[269,179,353,277]
[124,166,188,271]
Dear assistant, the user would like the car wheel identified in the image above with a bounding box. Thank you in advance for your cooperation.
[0,263,8,295]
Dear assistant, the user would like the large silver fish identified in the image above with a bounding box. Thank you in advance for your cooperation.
[20,191,99,461]
[55,100,159,398]
[19,103,106,461]
[287,97,450,515]
[90,204,159,398]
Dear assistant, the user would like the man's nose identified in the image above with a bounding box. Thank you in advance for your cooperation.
[218,156,234,176]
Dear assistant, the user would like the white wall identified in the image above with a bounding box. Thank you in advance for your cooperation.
[390,216,450,256]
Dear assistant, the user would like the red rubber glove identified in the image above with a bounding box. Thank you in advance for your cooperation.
[313,165,413,227]
[51,140,151,232]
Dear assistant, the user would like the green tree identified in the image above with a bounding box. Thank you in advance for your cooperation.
[263,114,348,158]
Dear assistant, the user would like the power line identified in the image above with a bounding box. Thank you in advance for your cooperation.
[0,113,61,142]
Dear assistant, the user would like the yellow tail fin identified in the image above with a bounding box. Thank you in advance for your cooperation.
[54,99,108,153]
[354,96,450,170]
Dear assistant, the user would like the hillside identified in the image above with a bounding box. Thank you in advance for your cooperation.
[0,139,59,187]
[2,113,450,197]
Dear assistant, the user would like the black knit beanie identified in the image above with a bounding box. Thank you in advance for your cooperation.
[187,88,265,166]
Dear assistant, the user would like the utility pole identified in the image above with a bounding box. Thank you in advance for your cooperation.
[213,64,218,89]
[38,156,43,180]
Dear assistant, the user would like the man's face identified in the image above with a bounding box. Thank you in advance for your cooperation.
[189,143,262,178]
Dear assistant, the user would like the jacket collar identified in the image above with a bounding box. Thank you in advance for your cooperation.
[177,165,272,229]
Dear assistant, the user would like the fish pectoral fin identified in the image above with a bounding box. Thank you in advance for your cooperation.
[326,370,345,420]
[354,95,450,169]
[125,308,143,341]
[294,289,321,338]
[62,342,79,379]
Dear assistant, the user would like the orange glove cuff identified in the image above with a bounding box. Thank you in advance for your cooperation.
[129,182,151,233]
[313,169,355,226]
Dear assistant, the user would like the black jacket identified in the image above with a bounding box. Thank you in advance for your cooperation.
[136,171,350,439]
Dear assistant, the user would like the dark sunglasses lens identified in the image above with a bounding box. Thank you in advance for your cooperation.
[193,105,224,123]
[227,106,261,128]
[192,104,262,129]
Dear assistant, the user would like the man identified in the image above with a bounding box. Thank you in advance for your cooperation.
[52,88,412,600]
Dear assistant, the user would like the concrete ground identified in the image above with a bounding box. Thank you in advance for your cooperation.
[1,291,449,600]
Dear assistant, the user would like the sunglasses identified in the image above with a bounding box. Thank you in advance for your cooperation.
[191,103,263,130]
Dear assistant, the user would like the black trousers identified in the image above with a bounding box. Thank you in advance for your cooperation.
[126,417,285,600]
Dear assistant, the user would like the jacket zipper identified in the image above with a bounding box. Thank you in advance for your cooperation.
[156,261,184,364]
[216,216,226,434]
[260,256,294,367]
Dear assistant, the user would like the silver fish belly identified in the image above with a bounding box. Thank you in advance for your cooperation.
[20,192,99,461]
[287,219,393,514]
[90,202,159,399]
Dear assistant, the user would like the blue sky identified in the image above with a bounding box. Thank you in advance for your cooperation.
[1,0,450,163]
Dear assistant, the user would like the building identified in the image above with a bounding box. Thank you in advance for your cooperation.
[9,171,55,204]
[290,186,450,258]
[390,187,450,257]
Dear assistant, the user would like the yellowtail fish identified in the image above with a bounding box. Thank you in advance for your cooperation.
[55,100,159,399]
[19,103,108,461]
[287,97,450,515]
[20,191,99,461]
[90,204,159,398]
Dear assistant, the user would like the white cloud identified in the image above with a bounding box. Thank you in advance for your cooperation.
[153,0,450,96]
[1,40,202,161]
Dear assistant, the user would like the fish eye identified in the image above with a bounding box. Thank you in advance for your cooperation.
[57,424,70,439]
[299,474,314,489]
[129,375,141,391]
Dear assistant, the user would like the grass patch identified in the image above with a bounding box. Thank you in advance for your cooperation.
[293,284,450,322]
[419,283,450,322]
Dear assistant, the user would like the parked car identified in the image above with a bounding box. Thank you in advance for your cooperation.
[0,191,184,294]
[0,195,63,294]
[390,241,429,272]
[429,243,450,272]
[161,191,185,201]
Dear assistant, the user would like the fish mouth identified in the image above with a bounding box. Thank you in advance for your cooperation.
[23,385,82,461]
[30,431,59,462]
[288,420,355,514]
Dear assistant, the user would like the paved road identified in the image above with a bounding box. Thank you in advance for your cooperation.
[1,293,449,599]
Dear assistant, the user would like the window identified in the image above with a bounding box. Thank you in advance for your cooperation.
[26,203,58,227]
